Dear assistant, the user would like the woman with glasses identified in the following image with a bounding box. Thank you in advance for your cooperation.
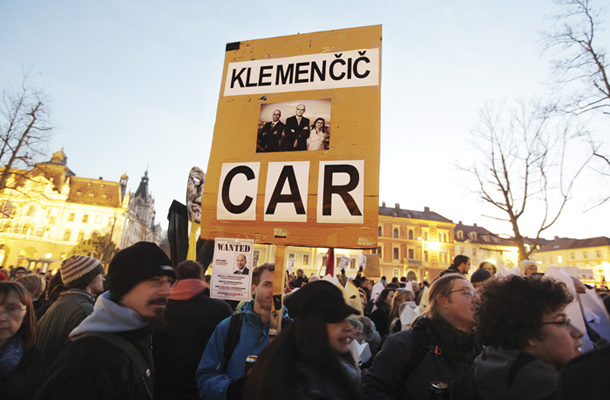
[0,282,46,400]
[453,275,584,399]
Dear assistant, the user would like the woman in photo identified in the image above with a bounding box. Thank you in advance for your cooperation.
[307,118,327,151]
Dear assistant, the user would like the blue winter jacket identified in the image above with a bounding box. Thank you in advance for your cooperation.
[196,301,291,400]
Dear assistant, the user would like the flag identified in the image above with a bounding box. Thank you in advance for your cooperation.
[325,248,335,277]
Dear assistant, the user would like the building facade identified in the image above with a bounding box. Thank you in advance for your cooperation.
[531,236,610,284]
[0,150,161,271]
[453,221,519,272]
[367,203,456,282]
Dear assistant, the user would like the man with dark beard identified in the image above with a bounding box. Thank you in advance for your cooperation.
[35,242,176,400]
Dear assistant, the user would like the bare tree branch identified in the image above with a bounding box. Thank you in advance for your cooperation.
[460,99,591,261]
[0,71,53,193]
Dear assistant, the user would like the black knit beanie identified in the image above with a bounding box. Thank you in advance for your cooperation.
[107,242,175,301]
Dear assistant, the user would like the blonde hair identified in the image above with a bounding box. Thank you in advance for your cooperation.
[16,274,46,300]
[425,274,468,318]
[388,288,415,327]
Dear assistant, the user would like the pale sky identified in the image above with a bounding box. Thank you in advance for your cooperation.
[1,0,608,241]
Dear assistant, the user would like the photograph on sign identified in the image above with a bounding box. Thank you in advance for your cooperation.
[256,99,331,153]
[211,238,254,302]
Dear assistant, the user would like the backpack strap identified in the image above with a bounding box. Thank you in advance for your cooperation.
[223,313,245,373]
[74,332,153,398]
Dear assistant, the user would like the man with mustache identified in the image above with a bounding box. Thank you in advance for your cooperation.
[35,242,176,400]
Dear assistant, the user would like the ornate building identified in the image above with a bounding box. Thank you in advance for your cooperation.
[368,203,456,282]
[453,221,519,271]
[0,149,161,271]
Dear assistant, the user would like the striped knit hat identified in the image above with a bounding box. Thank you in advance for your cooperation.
[60,255,104,289]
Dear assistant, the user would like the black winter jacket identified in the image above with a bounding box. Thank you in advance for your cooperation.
[153,290,232,400]
[362,316,479,400]
[34,328,153,400]
[0,345,46,400]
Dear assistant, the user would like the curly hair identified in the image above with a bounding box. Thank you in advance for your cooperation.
[475,275,573,349]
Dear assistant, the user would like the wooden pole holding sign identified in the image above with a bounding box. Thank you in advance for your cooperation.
[270,244,286,343]
[201,25,382,336]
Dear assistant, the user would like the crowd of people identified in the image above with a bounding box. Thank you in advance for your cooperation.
[1,245,609,400]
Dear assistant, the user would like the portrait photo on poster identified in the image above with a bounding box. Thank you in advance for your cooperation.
[256,99,331,153]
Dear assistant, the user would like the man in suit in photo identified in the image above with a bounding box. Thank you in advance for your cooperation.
[281,104,309,151]
[257,109,284,152]
[234,254,249,275]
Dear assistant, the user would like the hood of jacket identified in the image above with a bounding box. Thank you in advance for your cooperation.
[475,346,559,400]
[69,291,148,338]
[169,279,207,300]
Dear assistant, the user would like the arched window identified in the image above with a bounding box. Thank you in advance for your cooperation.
[393,228,399,238]
[456,231,463,240]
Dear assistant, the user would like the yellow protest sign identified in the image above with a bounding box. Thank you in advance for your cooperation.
[201,25,381,249]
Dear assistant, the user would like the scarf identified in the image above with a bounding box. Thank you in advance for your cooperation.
[0,335,23,378]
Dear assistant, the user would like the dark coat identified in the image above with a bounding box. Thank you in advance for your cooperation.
[34,328,153,400]
[439,265,464,277]
[257,121,284,152]
[0,346,46,400]
[234,267,249,275]
[36,289,95,363]
[282,116,310,151]
[362,316,479,400]
[370,305,391,338]
[153,292,232,400]
[559,342,610,400]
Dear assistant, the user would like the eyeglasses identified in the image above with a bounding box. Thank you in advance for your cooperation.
[448,288,478,299]
[0,305,27,318]
[541,318,571,328]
